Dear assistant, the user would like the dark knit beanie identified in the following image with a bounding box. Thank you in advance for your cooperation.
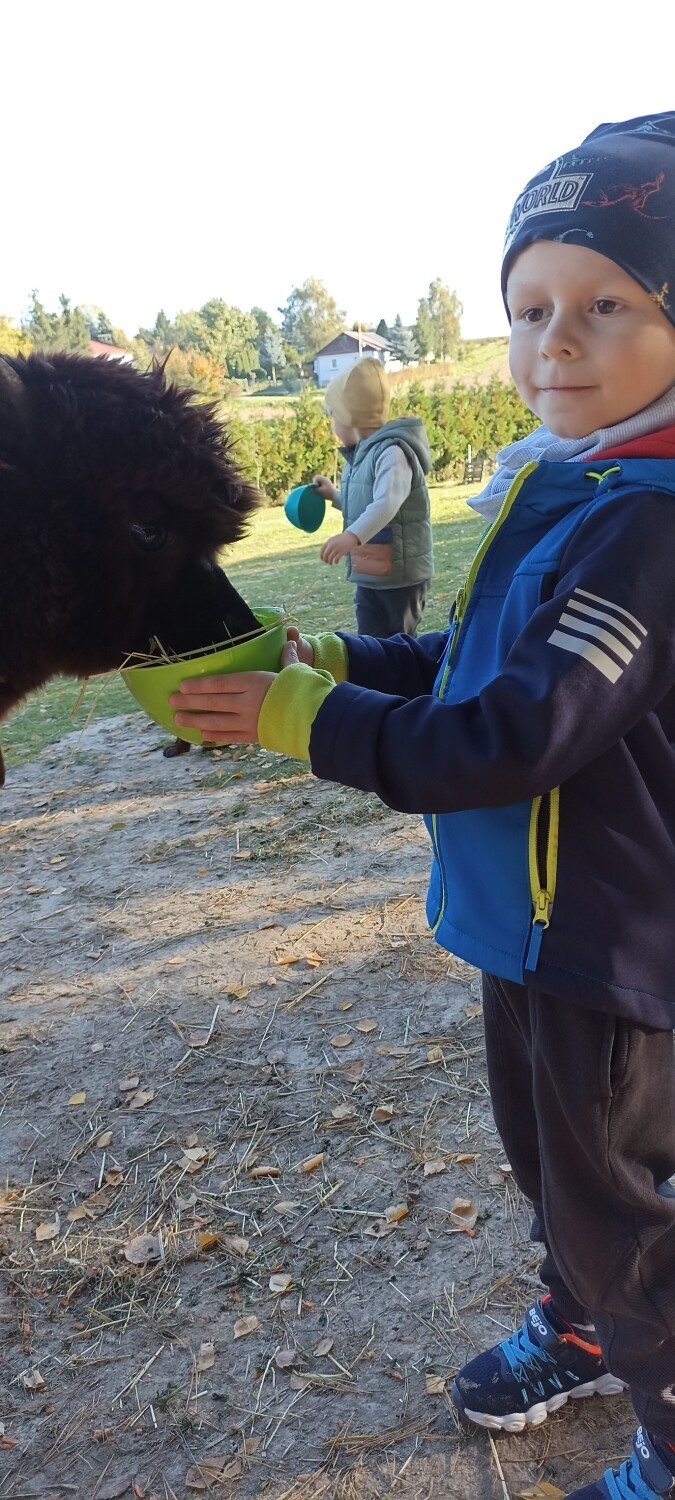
[502,113,675,327]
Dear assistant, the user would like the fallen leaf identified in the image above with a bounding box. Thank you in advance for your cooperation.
[499,1161,513,1175]
[374,1044,409,1058]
[108,821,127,831]
[273,1201,300,1215]
[313,1336,334,1357]
[276,954,300,966]
[219,1234,250,1258]
[341,1058,365,1081]
[269,1272,293,1294]
[118,1075,140,1091]
[196,1340,215,1372]
[91,1042,104,1054]
[289,1372,311,1390]
[385,1203,409,1223]
[67,1205,93,1223]
[182,1146,207,1162]
[299,1152,325,1173]
[187,1031,213,1048]
[167,955,187,965]
[185,1457,242,1490]
[233,1315,259,1339]
[426,1046,444,1063]
[356,1019,377,1034]
[95,1129,113,1148]
[330,1033,352,1049]
[274,1348,296,1368]
[331,1103,355,1121]
[176,1191,198,1211]
[340,1000,353,1011]
[249,1164,280,1178]
[372,1103,394,1123]
[243,1435,261,1454]
[303,952,323,966]
[127,1088,154,1110]
[68,1091,86,1106]
[364,1218,397,1238]
[465,1003,482,1018]
[22,1368,46,1391]
[456,1152,480,1165]
[123,1233,162,1265]
[35,1219,60,1241]
[425,1373,446,1395]
[424,1158,447,1177]
[516,1486,565,1500]
[104,1170,124,1187]
[198,1232,219,1252]
[449,1197,479,1233]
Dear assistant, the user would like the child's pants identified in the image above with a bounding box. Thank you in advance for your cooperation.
[482,972,675,1440]
[354,580,429,638]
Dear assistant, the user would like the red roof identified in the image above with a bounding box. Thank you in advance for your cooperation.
[88,340,131,359]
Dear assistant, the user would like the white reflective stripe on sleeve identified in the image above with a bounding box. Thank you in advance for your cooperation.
[573,586,648,636]
[566,598,642,650]
[547,629,623,683]
[558,612,634,665]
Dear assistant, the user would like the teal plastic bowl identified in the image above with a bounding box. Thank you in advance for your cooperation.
[121,606,286,744]
[284,484,326,533]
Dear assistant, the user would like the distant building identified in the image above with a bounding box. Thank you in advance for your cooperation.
[88,339,134,365]
[312,330,401,388]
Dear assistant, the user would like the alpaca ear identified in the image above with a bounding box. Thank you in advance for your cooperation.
[0,357,29,438]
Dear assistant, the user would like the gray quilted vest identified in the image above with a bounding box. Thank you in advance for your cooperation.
[340,417,434,588]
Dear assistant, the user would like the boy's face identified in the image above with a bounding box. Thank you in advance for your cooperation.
[330,415,360,446]
[506,240,675,437]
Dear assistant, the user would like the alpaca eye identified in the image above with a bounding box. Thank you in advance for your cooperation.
[130,522,167,551]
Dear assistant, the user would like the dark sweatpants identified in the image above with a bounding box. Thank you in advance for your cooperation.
[482,972,675,1440]
[354,579,430,638]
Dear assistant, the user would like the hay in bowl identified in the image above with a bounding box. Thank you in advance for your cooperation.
[121,606,287,743]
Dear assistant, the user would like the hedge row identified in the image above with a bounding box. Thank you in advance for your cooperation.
[228,377,534,504]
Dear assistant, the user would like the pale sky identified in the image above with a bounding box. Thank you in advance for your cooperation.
[3,0,675,342]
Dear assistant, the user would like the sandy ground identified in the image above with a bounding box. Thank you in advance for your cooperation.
[0,715,634,1499]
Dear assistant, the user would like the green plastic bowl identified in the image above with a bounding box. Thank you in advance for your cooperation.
[121,606,286,744]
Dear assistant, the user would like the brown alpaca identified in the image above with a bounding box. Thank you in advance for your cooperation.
[0,352,261,783]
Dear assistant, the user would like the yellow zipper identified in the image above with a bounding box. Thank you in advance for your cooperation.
[525,787,560,967]
[436,461,539,700]
[431,460,539,935]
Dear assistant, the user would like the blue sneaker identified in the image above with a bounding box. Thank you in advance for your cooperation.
[566,1427,675,1497]
[451,1296,624,1432]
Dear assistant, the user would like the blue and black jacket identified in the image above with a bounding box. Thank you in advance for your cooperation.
[309,447,675,1029]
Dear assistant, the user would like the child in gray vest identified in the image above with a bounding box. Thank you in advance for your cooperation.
[313,357,434,637]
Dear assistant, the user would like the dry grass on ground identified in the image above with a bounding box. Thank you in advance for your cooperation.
[0,717,634,1498]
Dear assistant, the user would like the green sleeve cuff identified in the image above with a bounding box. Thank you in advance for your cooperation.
[258,663,336,761]
[305,633,350,682]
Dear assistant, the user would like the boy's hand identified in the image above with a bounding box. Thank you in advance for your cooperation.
[169,672,276,744]
[321,530,360,565]
[168,636,310,744]
[313,474,338,502]
[286,626,314,666]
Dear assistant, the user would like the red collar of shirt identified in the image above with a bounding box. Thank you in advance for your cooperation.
[591,422,675,460]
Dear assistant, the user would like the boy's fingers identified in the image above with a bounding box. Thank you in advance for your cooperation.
[174,673,254,695]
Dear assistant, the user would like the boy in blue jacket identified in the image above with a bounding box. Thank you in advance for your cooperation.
[171,114,675,1499]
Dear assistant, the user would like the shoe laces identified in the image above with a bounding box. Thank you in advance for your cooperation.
[500,1322,554,1383]
[604,1453,673,1500]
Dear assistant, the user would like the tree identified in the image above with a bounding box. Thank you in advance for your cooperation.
[280,278,344,358]
[414,298,435,360]
[22,292,89,353]
[375,318,390,340]
[261,329,286,384]
[426,279,463,362]
[86,307,116,344]
[389,313,418,366]
[0,316,30,356]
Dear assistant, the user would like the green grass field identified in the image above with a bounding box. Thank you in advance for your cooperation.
[1,482,484,771]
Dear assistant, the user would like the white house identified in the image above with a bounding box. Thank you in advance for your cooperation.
[312,330,401,388]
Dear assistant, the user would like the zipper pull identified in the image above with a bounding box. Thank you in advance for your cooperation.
[455,585,466,621]
[533,889,552,929]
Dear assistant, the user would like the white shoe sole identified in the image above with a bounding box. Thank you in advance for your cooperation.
[460,1372,626,1433]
